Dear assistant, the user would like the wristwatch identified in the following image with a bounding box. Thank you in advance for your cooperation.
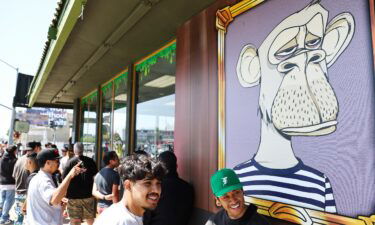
[103,195,106,200]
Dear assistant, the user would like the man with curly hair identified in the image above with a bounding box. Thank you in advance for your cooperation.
[94,154,165,225]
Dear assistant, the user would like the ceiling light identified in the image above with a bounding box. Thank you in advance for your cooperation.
[144,75,175,88]
[115,94,127,101]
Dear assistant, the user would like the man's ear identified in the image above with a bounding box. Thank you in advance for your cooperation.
[236,44,261,87]
[322,12,355,67]
[124,180,132,191]
[215,197,222,207]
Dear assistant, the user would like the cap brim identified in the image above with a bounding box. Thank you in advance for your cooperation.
[215,184,243,197]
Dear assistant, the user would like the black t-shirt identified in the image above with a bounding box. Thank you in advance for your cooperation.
[26,170,39,191]
[62,155,98,199]
[206,204,270,225]
[94,167,120,207]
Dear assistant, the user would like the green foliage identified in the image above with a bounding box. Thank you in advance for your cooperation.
[101,82,113,97]
[114,72,128,90]
[81,91,98,105]
[135,42,176,77]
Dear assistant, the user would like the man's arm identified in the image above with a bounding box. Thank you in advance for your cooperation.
[50,161,82,206]
[92,182,106,200]
[111,184,119,203]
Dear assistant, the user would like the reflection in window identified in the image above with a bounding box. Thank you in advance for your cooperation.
[135,41,176,157]
[101,82,113,153]
[80,91,97,159]
[113,72,128,158]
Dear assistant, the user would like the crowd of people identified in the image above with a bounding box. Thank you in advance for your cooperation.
[0,140,270,225]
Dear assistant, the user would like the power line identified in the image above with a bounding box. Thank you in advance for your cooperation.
[0,58,18,71]
[0,103,12,111]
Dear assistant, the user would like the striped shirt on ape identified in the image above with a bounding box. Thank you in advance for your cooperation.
[233,158,337,213]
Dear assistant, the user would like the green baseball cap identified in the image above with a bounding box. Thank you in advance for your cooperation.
[210,168,243,197]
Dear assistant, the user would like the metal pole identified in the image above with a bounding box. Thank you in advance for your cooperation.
[8,68,19,144]
[0,59,19,145]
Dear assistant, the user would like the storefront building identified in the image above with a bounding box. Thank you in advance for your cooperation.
[28,0,375,224]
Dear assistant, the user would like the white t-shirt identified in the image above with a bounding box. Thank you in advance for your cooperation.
[26,170,62,225]
[94,202,143,225]
[59,156,69,172]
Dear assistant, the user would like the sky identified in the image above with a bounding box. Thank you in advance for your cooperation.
[0,1,58,140]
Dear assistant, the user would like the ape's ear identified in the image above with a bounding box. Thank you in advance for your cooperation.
[236,44,261,87]
[322,12,355,67]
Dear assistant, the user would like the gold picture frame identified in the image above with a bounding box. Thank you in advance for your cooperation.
[216,0,375,224]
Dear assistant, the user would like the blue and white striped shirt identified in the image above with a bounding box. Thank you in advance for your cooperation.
[233,158,336,213]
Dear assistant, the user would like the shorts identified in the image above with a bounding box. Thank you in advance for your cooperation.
[67,197,96,220]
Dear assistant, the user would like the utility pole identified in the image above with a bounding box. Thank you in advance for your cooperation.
[0,58,19,144]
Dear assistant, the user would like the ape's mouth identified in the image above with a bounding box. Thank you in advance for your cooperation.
[280,120,337,136]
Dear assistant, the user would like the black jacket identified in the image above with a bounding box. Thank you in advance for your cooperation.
[0,151,17,185]
[147,171,194,225]
[206,204,270,225]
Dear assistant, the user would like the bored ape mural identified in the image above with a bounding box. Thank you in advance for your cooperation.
[217,0,375,219]
[233,1,355,213]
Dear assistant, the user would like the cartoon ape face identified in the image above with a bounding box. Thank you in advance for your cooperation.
[236,2,354,136]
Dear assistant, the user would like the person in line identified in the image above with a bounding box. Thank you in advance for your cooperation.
[34,142,42,152]
[0,145,18,224]
[59,144,74,174]
[205,168,270,225]
[21,152,40,216]
[92,151,120,214]
[94,154,166,225]
[12,141,38,225]
[26,148,84,225]
[61,146,68,158]
[25,152,40,189]
[147,151,194,225]
[63,142,98,225]
[44,142,52,148]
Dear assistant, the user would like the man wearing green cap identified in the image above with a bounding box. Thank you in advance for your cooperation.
[206,168,269,225]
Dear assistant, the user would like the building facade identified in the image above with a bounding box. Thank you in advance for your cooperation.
[28,0,375,224]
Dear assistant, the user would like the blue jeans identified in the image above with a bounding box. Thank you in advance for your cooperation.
[0,189,15,222]
[14,193,26,225]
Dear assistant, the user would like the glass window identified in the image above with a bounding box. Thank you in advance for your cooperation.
[101,82,113,153]
[113,72,128,159]
[135,41,176,157]
[80,91,97,158]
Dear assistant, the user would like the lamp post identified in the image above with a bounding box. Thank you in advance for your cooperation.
[0,58,19,144]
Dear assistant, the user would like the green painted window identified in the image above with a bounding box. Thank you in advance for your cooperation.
[135,41,176,156]
[80,91,97,158]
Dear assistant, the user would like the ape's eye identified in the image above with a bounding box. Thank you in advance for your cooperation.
[275,45,297,59]
[306,38,321,48]
[274,38,298,60]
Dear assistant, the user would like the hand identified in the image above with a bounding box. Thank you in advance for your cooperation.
[68,161,85,179]
[105,194,114,201]
[61,197,68,207]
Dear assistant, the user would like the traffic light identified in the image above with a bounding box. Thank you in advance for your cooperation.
[49,120,56,128]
